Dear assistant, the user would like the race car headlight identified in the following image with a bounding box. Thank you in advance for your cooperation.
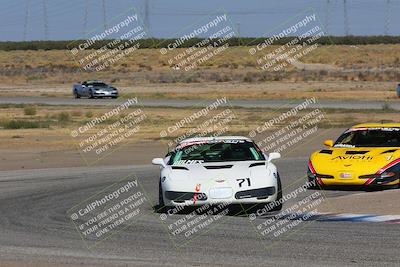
[378,172,396,178]
[376,159,400,176]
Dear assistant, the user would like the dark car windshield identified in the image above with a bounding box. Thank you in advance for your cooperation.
[88,82,107,87]
[334,128,400,148]
[168,140,265,164]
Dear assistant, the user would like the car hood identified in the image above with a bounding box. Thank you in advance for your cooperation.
[310,147,400,174]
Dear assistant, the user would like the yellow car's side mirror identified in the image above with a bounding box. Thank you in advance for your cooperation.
[324,140,334,147]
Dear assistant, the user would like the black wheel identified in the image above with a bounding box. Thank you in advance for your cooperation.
[307,177,319,189]
[74,90,80,99]
[158,179,165,207]
[111,96,118,99]
[157,179,172,214]
[89,90,95,99]
[270,173,283,212]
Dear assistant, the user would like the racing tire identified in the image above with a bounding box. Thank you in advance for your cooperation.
[158,179,165,207]
[307,178,320,190]
[89,90,95,99]
[269,172,283,212]
[74,90,80,99]
[158,179,171,213]
[247,173,283,217]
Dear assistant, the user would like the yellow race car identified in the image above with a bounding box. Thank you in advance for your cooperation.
[308,123,400,188]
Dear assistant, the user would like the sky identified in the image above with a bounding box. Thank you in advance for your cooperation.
[0,0,399,41]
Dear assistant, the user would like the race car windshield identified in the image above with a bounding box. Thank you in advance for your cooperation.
[169,141,265,164]
[88,82,107,87]
[334,128,400,147]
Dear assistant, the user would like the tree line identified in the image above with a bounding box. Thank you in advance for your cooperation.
[0,36,399,51]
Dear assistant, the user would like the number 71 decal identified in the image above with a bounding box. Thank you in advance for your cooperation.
[237,178,251,187]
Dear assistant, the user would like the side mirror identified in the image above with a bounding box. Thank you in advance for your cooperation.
[268,152,281,162]
[152,158,166,168]
[324,140,334,147]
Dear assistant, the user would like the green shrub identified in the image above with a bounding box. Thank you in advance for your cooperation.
[57,112,71,122]
[85,111,94,118]
[1,120,48,129]
[24,105,37,116]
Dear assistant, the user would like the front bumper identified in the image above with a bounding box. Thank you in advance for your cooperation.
[307,169,399,186]
[163,186,277,207]
[93,91,118,97]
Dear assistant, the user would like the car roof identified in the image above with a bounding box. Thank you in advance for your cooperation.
[352,123,400,128]
[179,136,252,144]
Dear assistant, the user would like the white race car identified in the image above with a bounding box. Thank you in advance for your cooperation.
[152,136,282,212]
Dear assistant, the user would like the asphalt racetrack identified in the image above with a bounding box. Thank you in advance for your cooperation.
[0,157,399,267]
[1,96,400,110]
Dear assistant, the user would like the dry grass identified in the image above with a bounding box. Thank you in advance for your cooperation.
[0,45,399,101]
[0,104,399,151]
[0,45,399,86]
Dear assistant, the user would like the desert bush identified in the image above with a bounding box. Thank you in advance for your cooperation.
[85,111,94,118]
[57,112,71,122]
[23,105,37,116]
[0,119,50,129]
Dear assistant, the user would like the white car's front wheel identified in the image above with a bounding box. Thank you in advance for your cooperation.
[158,179,165,207]
[270,173,283,212]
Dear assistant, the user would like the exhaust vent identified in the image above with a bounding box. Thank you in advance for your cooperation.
[204,165,233,169]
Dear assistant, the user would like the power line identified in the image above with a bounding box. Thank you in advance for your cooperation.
[385,0,390,35]
[343,0,350,36]
[325,0,331,34]
[83,0,89,35]
[42,0,49,40]
[102,0,107,31]
[144,0,150,33]
[23,0,31,41]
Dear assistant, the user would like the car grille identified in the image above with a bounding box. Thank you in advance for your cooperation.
[359,174,376,179]
[316,174,334,179]
[204,165,233,169]
[235,187,275,199]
